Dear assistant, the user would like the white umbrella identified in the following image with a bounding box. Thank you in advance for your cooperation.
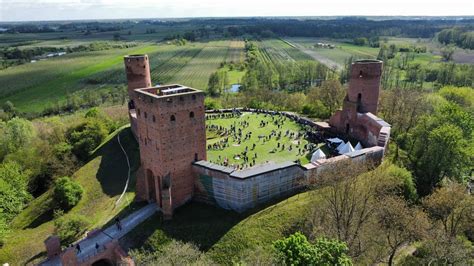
[354,142,363,150]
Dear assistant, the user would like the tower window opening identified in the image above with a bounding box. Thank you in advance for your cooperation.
[194,153,198,161]
[137,109,141,116]
[190,111,195,118]
[357,93,362,112]
[170,115,176,122]
[152,115,156,122]
[359,70,363,78]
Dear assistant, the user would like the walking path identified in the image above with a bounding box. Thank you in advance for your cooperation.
[41,203,159,266]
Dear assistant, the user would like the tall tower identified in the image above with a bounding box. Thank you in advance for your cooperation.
[124,55,152,103]
[345,59,383,115]
[124,55,152,135]
[133,84,206,219]
[329,59,383,135]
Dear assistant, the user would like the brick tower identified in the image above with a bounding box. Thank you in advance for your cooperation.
[345,59,383,115]
[329,59,383,136]
[124,55,152,135]
[132,84,206,219]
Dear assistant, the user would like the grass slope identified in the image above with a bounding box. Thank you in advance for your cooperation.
[0,126,139,265]
[208,192,315,264]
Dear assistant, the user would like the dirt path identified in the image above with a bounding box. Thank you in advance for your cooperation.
[284,39,343,70]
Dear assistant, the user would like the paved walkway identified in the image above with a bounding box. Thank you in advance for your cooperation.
[41,203,159,266]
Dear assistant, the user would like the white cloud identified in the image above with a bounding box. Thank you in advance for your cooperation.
[0,0,473,21]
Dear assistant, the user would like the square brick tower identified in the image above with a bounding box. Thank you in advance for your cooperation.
[329,59,383,134]
[133,84,206,219]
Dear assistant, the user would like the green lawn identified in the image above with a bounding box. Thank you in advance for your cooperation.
[206,112,310,167]
[0,126,139,265]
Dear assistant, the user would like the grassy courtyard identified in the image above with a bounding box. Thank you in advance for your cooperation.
[206,112,311,167]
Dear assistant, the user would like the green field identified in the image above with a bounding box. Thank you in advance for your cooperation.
[206,112,311,167]
[0,40,238,113]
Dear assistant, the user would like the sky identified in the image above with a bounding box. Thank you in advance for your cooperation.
[0,0,473,22]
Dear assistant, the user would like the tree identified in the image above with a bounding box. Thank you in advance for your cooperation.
[66,119,108,161]
[0,161,31,220]
[406,103,473,196]
[53,176,83,210]
[375,196,429,266]
[273,232,352,266]
[307,161,374,257]
[441,45,455,61]
[1,101,15,114]
[0,117,36,161]
[130,240,212,265]
[307,80,346,114]
[54,213,89,246]
[423,183,473,238]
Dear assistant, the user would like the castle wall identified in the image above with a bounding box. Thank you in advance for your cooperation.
[192,145,385,213]
[192,161,305,212]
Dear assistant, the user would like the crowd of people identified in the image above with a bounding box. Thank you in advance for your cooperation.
[206,112,322,170]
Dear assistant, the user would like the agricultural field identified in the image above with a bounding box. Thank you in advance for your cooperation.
[286,37,380,69]
[0,40,238,113]
[0,44,159,113]
[206,112,311,167]
[286,36,474,69]
[169,41,230,90]
[259,39,313,64]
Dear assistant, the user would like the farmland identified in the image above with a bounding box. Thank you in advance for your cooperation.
[0,40,238,113]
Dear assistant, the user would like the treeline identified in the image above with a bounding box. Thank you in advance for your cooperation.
[216,18,473,39]
[0,41,137,69]
[39,86,128,118]
[371,43,474,89]
[241,41,332,92]
[438,27,474,49]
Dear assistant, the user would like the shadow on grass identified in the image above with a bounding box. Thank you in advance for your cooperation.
[94,127,140,197]
[120,189,305,252]
[26,209,55,229]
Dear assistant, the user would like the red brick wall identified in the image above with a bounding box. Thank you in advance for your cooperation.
[347,60,383,115]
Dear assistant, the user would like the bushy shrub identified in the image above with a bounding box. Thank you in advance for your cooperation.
[273,232,352,266]
[66,119,108,160]
[53,176,83,210]
[54,213,89,246]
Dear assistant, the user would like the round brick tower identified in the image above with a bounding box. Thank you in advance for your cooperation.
[124,55,152,100]
[347,59,383,115]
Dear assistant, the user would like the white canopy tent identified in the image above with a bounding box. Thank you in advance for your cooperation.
[327,137,343,144]
[336,141,346,152]
[354,142,363,150]
[339,142,355,154]
[310,149,326,162]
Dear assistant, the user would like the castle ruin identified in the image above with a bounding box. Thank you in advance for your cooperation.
[124,55,391,218]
